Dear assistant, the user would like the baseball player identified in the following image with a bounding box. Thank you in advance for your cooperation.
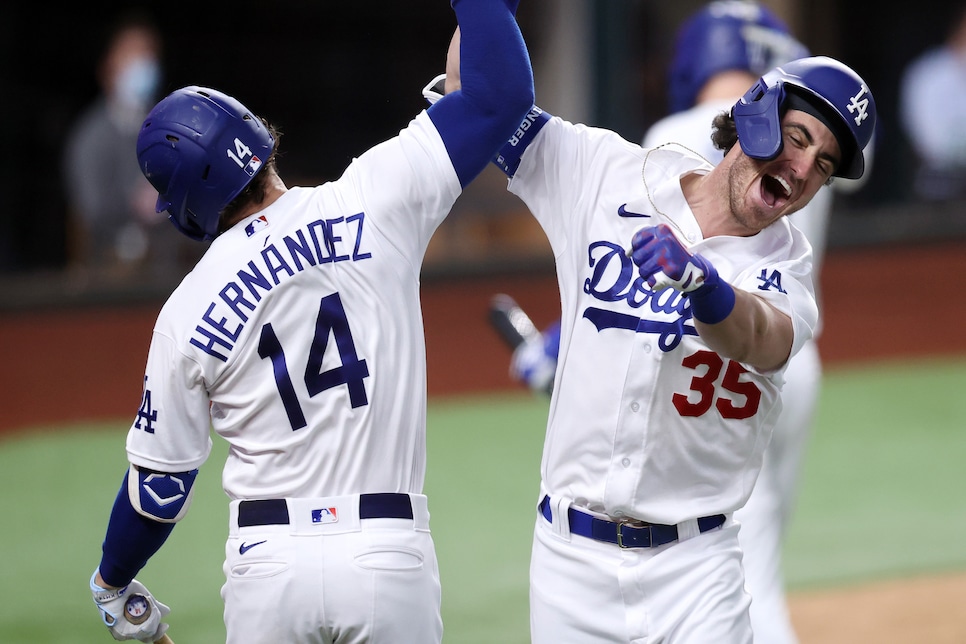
[86,2,533,642]
[494,3,873,642]
[434,29,876,642]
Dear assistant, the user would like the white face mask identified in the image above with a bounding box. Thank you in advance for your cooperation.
[116,57,160,110]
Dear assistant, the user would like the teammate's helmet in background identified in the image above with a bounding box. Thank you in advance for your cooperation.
[136,86,275,241]
[732,55,876,179]
[669,0,809,113]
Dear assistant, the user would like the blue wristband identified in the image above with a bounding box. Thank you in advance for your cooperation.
[688,278,736,325]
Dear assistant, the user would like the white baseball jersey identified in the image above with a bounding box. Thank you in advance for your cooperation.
[125,111,460,500]
[645,97,830,644]
[509,114,819,525]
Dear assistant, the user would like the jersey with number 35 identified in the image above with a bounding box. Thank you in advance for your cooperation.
[126,111,460,500]
[505,112,819,524]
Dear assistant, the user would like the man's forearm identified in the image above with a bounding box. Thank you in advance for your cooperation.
[695,290,793,372]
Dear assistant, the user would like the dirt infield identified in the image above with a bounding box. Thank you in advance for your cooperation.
[790,572,966,643]
[2,238,965,641]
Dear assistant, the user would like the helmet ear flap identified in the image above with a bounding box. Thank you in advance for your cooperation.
[733,80,786,161]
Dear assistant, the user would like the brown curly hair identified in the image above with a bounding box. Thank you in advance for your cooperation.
[710,110,738,155]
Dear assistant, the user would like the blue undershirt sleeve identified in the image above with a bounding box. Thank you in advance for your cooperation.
[428,0,534,188]
[98,469,176,588]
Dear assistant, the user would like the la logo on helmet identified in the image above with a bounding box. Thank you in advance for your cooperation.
[847,85,871,126]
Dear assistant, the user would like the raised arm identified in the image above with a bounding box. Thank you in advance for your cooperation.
[428,0,533,188]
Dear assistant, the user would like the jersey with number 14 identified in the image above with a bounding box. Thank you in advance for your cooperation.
[507,114,819,524]
[125,111,460,500]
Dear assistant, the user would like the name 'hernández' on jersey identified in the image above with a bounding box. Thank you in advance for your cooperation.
[191,212,372,362]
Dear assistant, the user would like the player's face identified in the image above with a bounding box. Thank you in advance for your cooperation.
[726,110,840,233]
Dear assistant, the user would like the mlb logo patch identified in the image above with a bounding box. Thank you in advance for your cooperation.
[245,215,269,237]
[312,507,339,524]
[244,155,263,177]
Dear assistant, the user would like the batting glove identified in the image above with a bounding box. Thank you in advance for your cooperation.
[629,224,735,324]
[90,571,170,642]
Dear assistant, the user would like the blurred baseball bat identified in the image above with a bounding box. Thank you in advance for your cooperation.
[488,293,541,351]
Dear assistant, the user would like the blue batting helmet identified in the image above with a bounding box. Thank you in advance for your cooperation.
[732,56,876,179]
[136,86,275,241]
[669,1,809,113]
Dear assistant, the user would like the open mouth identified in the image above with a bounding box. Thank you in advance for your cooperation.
[761,174,792,208]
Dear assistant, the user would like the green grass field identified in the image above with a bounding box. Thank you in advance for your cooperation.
[1,357,964,643]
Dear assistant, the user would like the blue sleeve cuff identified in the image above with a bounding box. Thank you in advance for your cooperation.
[494,107,550,177]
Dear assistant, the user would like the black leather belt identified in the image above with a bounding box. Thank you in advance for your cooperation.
[539,495,725,549]
[238,493,414,527]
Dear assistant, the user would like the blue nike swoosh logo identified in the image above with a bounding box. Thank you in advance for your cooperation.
[239,540,267,555]
[618,203,651,218]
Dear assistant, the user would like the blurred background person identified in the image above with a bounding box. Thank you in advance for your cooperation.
[899,4,966,201]
[62,11,197,284]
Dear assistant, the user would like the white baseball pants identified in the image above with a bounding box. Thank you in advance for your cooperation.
[222,494,442,643]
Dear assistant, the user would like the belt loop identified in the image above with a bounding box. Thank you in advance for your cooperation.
[549,495,573,542]
[676,518,700,542]
[408,493,431,532]
[228,500,242,537]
